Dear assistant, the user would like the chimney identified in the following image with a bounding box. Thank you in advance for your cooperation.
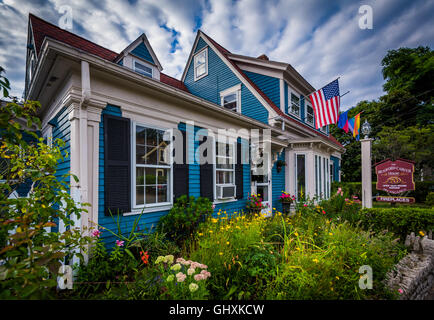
[257,54,269,61]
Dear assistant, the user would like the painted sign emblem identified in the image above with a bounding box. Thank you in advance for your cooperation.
[375,159,415,194]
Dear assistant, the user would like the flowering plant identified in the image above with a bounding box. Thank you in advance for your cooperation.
[279,192,295,204]
[154,255,210,299]
[246,194,265,211]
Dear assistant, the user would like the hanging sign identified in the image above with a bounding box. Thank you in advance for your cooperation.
[375,159,415,194]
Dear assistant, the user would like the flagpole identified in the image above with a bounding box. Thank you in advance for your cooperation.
[340,90,350,98]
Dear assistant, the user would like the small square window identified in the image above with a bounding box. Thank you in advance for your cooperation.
[194,49,208,80]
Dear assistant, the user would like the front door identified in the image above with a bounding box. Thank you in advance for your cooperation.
[251,151,271,215]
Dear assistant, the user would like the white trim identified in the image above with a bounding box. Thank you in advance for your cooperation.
[295,152,307,201]
[193,47,208,81]
[213,139,237,202]
[131,121,173,211]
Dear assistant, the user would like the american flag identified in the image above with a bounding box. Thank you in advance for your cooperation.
[309,79,340,129]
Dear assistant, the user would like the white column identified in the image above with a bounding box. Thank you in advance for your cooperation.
[361,138,373,208]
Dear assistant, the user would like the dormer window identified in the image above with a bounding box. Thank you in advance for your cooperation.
[320,125,328,134]
[219,84,241,113]
[306,103,314,126]
[194,48,208,81]
[290,93,300,117]
[134,60,153,78]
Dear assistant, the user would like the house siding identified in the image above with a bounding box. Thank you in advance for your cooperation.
[131,42,155,65]
[184,37,269,124]
[243,71,280,110]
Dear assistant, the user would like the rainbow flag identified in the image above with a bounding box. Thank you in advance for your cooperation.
[353,113,361,139]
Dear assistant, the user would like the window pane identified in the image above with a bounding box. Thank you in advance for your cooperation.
[158,145,169,164]
[257,186,268,201]
[216,171,224,184]
[297,154,306,200]
[224,171,233,184]
[135,62,152,77]
[146,128,158,146]
[145,186,157,204]
[145,168,157,185]
[136,167,145,185]
[145,146,158,164]
[136,126,146,145]
[136,186,144,205]
[156,168,168,184]
[157,185,168,203]
[136,146,146,164]
[291,93,299,105]
[196,51,206,65]
[196,64,206,77]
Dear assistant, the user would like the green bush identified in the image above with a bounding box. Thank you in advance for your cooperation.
[157,195,213,245]
[332,181,434,203]
[426,192,434,207]
[358,207,434,239]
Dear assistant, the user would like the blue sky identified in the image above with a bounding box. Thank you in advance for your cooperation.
[0,0,433,109]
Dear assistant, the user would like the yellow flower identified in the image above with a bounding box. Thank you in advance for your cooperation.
[209,230,213,233]
[296,247,300,251]
[219,252,223,256]
[294,232,299,237]
[312,258,319,263]
[212,218,218,223]
[335,276,339,280]
[226,241,230,245]
[419,231,425,237]
[198,233,203,236]
[329,233,333,236]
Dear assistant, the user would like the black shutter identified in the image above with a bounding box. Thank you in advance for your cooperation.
[200,134,214,201]
[173,127,189,200]
[104,114,131,216]
[235,140,244,199]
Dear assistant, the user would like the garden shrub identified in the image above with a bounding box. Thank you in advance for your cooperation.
[332,181,434,203]
[358,207,434,240]
[426,192,434,207]
[157,195,213,244]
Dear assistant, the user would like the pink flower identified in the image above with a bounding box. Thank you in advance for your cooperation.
[398,288,403,294]
[212,204,216,210]
[194,274,205,281]
[303,204,307,207]
[176,272,186,282]
[115,240,124,247]
[91,229,101,237]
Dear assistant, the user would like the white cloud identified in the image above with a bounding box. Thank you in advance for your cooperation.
[0,0,432,106]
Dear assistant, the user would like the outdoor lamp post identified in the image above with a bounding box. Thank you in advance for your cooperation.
[361,120,373,208]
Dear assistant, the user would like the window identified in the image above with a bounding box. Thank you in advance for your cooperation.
[222,93,237,111]
[194,48,208,80]
[220,85,241,112]
[320,125,328,134]
[306,103,314,126]
[296,154,306,201]
[134,124,171,207]
[215,141,235,189]
[290,93,300,117]
[134,61,153,78]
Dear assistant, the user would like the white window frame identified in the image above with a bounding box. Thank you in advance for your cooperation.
[193,47,208,81]
[130,122,173,214]
[213,139,237,203]
[320,125,328,134]
[289,92,301,118]
[306,102,314,126]
[133,58,153,78]
[295,152,307,201]
[219,84,242,113]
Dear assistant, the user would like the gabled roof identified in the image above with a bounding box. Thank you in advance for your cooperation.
[193,31,343,148]
[115,33,163,71]
[28,14,188,92]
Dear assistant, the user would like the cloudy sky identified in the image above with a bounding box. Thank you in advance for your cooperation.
[0,0,433,109]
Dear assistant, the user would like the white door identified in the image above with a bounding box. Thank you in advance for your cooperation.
[251,151,272,215]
